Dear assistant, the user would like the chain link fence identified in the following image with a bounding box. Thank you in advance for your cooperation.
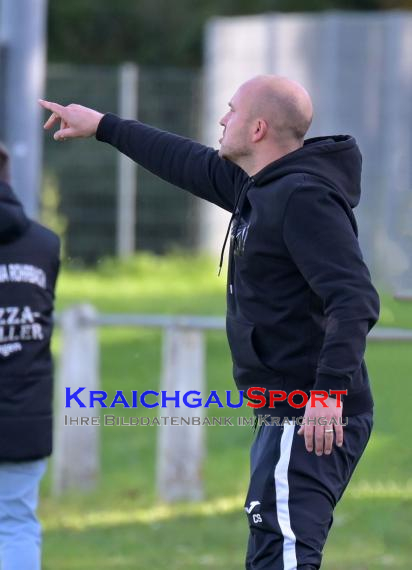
[43,64,201,263]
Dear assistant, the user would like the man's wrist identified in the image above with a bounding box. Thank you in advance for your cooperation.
[313,372,347,394]
[96,112,120,142]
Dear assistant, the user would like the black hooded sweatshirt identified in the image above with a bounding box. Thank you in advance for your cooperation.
[97,115,380,417]
[0,182,60,460]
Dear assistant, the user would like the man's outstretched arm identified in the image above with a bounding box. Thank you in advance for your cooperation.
[39,100,246,212]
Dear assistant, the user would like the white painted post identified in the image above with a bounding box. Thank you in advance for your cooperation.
[157,327,205,502]
[53,304,100,495]
[117,62,138,257]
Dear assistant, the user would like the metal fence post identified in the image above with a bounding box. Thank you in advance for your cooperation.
[117,62,138,257]
[0,0,47,218]
[53,304,100,495]
[157,326,205,502]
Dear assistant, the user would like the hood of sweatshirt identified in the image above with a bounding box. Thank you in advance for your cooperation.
[0,182,30,242]
[252,135,362,208]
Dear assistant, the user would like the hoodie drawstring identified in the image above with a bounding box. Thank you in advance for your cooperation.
[217,180,252,276]
[217,210,236,276]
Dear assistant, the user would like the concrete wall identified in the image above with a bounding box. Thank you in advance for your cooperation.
[202,11,412,291]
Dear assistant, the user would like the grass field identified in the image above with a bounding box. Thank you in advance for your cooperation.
[40,255,412,569]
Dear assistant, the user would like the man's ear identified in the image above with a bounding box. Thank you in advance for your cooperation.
[0,142,10,184]
[252,119,268,143]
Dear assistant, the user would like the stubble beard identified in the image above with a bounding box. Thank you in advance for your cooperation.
[219,141,250,167]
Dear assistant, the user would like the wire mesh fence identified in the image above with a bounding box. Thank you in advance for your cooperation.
[43,64,201,263]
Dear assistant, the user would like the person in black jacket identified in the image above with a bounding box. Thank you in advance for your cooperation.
[39,75,379,570]
[0,143,60,570]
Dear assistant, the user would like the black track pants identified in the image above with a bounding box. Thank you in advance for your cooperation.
[244,412,373,569]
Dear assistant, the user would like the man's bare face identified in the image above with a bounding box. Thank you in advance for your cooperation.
[218,85,253,163]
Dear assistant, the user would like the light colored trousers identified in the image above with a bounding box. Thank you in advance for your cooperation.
[0,459,47,570]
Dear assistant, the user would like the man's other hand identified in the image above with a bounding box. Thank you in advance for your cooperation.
[39,100,104,141]
[297,396,344,455]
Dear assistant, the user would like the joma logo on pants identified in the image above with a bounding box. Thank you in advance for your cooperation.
[245,501,263,523]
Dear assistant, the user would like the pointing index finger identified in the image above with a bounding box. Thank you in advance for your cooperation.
[38,99,66,116]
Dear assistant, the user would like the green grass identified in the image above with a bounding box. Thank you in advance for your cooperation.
[40,254,412,569]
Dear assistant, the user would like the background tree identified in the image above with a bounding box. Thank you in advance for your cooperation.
[47,0,410,67]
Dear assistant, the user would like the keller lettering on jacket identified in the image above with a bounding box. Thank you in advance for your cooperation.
[0,305,44,357]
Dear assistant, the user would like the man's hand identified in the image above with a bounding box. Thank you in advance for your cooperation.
[297,396,343,455]
[0,142,10,184]
[38,100,104,141]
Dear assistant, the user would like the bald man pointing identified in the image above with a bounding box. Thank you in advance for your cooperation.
[40,76,379,569]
